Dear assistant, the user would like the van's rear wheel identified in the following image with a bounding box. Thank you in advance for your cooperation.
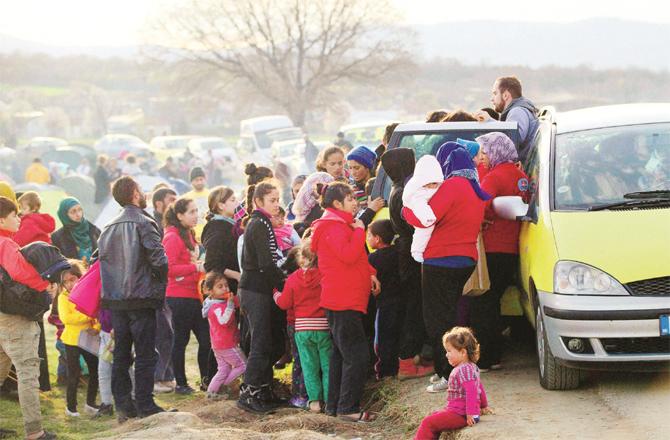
[536,303,580,390]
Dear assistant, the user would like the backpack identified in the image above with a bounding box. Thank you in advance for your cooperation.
[0,242,70,321]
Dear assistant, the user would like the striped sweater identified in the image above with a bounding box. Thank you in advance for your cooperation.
[273,268,328,331]
[445,362,489,416]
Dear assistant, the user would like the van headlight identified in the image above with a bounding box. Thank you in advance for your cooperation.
[554,261,629,295]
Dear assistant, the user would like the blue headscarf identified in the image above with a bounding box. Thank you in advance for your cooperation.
[435,141,463,178]
[456,138,481,159]
[444,149,491,201]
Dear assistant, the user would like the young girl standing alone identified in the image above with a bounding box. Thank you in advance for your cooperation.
[310,182,380,422]
[201,272,246,400]
[414,327,492,439]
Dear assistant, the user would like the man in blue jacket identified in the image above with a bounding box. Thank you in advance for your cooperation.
[98,176,168,421]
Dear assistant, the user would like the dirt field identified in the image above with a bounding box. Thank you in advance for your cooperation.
[92,333,670,440]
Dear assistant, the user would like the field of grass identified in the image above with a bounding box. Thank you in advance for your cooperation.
[0,319,203,440]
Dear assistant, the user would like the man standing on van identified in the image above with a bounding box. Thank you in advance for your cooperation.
[483,76,539,162]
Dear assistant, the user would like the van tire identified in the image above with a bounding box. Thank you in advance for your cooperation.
[535,303,580,390]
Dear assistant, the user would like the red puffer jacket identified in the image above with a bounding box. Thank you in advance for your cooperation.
[163,226,200,300]
[14,212,55,247]
[310,208,375,314]
[480,163,529,254]
[0,230,49,291]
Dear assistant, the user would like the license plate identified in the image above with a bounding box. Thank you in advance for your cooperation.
[661,315,670,337]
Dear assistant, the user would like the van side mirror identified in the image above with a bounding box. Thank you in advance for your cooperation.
[493,196,534,222]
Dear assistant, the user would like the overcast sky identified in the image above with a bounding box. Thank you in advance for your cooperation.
[1,0,668,46]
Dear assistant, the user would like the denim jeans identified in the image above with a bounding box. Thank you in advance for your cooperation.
[110,308,158,413]
[154,302,175,382]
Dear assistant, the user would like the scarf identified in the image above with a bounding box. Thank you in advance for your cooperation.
[435,141,465,178]
[251,209,280,265]
[293,172,334,222]
[212,214,236,225]
[444,149,491,201]
[475,132,519,168]
[57,197,93,260]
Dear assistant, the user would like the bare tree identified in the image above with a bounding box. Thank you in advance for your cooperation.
[145,0,413,127]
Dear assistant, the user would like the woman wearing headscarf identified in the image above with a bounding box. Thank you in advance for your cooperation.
[470,132,529,371]
[292,172,334,238]
[403,147,489,392]
[52,197,101,262]
[346,146,385,225]
[380,148,434,379]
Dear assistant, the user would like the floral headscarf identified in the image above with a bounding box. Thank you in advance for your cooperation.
[475,132,518,168]
[292,172,334,222]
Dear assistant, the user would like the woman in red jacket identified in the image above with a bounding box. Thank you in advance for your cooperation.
[471,132,529,371]
[163,197,211,395]
[404,148,489,392]
[310,182,380,422]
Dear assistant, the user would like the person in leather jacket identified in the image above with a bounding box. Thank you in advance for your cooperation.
[98,176,168,420]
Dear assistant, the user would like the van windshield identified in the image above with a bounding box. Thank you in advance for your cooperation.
[554,123,670,210]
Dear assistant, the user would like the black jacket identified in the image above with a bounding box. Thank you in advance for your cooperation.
[293,204,324,239]
[368,245,403,306]
[380,147,419,281]
[51,222,101,260]
[98,205,168,310]
[239,211,285,294]
[202,218,240,292]
[94,166,111,204]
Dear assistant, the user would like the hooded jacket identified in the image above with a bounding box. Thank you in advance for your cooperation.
[380,148,418,279]
[163,225,200,300]
[0,238,69,320]
[203,296,239,350]
[13,212,56,247]
[402,155,443,226]
[98,205,168,310]
[273,267,328,331]
[310,208,375,314]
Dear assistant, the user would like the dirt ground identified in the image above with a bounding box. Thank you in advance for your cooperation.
[93,333,670,440]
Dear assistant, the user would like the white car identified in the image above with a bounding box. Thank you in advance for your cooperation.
[94,134,150,158]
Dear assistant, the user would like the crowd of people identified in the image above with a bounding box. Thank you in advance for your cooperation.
[0,76,539,440]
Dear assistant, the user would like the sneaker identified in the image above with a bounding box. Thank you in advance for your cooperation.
[65,407,80,417]
[154,382,173,394]
[237,384,275,414]
[94,403,114,418]
[31,431,57,440]
[259,384,287,408]
[84,404,100,415]
[116,402,138,424]
[207,391,226,401]
[289,396,308,409]
[175,385,195,395]
[429,373,441,384]
[426,377,449,393]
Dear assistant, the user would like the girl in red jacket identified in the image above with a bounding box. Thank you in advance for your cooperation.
[274,239,332,413]
[471,132,529,371]
[310,182,380,422]
[14,191,55,247]
[163,197,212,395]
[403,148,488,392]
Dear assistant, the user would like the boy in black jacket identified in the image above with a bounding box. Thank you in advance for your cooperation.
[366,219,404,380]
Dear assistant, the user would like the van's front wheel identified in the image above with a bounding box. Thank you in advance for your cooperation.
[536,303,580,390]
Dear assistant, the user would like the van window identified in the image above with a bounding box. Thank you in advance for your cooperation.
[554,123,670,210]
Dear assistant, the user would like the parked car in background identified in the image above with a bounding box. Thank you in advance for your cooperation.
[94,134,150,158]
[495,103,670,390]
[237,115,296,165]
[339,121,398,149]
[149,135,201,161]
[272,139,329,176]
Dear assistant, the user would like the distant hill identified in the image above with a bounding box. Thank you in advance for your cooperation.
[415,18,670,70]
[1,18,669,70]
[0,33,138,58]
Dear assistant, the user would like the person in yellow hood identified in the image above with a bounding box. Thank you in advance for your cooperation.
[24,158,50,185]
[58,260,100,417]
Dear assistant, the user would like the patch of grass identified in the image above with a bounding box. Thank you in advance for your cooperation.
[0,319,204,439]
